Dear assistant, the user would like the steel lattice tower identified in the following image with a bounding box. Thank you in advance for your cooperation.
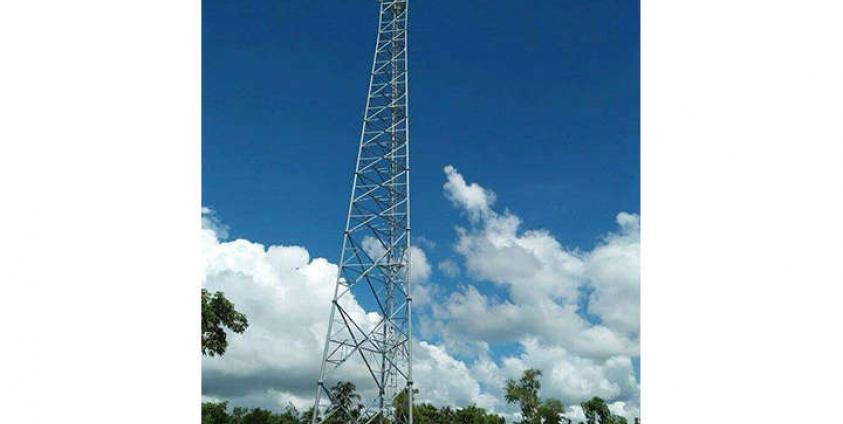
[311,1,412,423]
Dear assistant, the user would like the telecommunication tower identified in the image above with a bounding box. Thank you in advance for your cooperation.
[311,1,413,423]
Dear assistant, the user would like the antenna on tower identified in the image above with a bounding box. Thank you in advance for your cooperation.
[311,1,413,423]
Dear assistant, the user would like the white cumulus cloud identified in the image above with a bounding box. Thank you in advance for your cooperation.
[431,166,640,417]
[584,212,640,337]
[201,164,640,421]
[201,216,492,412]
[444,165,497,220]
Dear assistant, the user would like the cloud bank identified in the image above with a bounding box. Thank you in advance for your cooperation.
[428,165,640,419]
[201,166,639,421]
[200,212,483,412]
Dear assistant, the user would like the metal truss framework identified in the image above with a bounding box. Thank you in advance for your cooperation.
[312,1,412,423]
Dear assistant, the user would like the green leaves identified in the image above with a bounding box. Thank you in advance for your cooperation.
[202,401,230,424]
[410,402,505,424]
[202,288,249,357]
[538,398,566,424]
[202,402,302,424]
[201,399,507,424]
[581,397,628,424]
[504,368,551,424]
[201,386,639,424]
[323,381,363,423]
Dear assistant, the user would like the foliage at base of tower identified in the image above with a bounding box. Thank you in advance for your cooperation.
[201,370,638,424]
[201,400,506,424]
[322,381,363,423]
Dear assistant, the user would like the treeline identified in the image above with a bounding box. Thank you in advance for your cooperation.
[202,369,638,424]
[201,400,505,424]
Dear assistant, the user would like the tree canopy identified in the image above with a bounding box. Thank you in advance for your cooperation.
[202,288,249,356]
[504,368,575,424]
[580,397,628,424]
[323,381,363,423]
[504,368,544,422]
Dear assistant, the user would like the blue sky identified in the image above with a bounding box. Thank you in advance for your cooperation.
[203,0,639,418]
[203,0,639,258]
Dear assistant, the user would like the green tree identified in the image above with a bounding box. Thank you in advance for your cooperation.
[276,404,304,424]
[581,397,609,424]
[241,408,273,424]
[580,397,627,424]
[439,406,456,423]
[202,401,231,424]
[300,407,315,424]
[230,406,247,424]
[504,368,573,424]
[504,368,543,423]
[202,401,309,424]
[324,381,362,423]
[537,398,565,424]
[392,387,414,420]
[454,404,506,424]
[413,403,441,424]
[202,288,249,356]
